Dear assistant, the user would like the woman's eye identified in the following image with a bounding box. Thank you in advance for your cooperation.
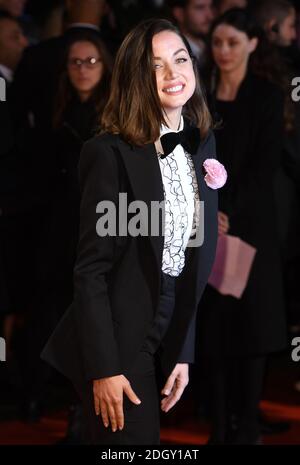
[176,57,188,64]
[154,63,162,69]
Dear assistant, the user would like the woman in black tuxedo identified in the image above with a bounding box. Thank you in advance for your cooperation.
[198,8,287,444]
[41,18,222,444]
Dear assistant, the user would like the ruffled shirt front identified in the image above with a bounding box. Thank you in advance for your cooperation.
[155,116,200,277]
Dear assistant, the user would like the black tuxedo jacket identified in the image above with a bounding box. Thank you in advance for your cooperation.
[41,126,218,392]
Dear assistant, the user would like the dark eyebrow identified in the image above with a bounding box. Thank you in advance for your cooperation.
[153,48,188,60]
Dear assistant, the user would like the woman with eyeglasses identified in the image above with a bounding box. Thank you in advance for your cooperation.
[48,31,113,289]
[46,30,113,325]
[41,18,224,445]
[20,31,112,435]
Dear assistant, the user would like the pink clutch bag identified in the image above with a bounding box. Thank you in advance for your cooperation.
[208,234,257,299]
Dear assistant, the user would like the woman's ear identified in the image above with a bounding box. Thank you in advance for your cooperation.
[248,37,258,54]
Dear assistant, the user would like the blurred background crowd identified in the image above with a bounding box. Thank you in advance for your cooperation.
[0,0,300,445]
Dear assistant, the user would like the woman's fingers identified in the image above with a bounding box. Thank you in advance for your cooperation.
[92,375,141,433]
[218,219,229,234]
[94,395,100,416]
[123,381,142,405]
[161,381,184,412]
[99,400,109,428]
[218,212,229,222]
[107,402,118,432]
[114,401,125,431]
[218,211,228,220]
[161,371,176,396]
[96,397,124,431]
[218,227,228,234]
[161,365,188,412]
[218,216,229,227]
[218,211,230,233]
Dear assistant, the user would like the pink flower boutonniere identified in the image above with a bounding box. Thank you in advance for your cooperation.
[203,159,227,190]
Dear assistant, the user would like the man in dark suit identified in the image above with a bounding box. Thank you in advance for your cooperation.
[0,10,28,385]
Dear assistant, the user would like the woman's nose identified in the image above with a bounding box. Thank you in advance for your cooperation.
[219,44,230,55]
[164,64,178,79]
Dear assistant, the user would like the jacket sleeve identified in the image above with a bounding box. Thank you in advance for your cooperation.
[176,311,196,364]
[73,136,122,381]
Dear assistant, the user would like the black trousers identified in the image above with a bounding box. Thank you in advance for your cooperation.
[206,354,267,444]
[81,272,176,445]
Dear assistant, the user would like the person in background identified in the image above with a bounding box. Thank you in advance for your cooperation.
[19,31,112,443]
[252,0,300,396]
[197,8,287,444]
[252,0,297,48]
[0,9,28,368]
[11,0,109,144]
[8,5,110,408]
[169,0,215,70]
[0,0,40,43]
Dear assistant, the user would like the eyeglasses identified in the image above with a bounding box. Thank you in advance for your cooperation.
[68,56,102,69]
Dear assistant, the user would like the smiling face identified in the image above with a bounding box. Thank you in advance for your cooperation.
[67,40,104,101]
[212,24,257,74]
[152,30,196,127]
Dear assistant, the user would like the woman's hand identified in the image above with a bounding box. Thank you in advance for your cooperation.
[218,211,230,235]
[160,363,189,413]
[93,374,141,432]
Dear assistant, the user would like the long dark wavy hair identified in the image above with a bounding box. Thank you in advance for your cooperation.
[100,18,212,146]
[53,30,113,129]
[209,8,294,130]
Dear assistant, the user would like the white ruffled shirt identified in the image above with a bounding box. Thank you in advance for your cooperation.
[155,116,200,277]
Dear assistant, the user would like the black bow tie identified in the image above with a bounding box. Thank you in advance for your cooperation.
[159,125,201,159]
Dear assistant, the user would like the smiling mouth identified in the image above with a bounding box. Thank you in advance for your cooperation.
[162,84,185,94]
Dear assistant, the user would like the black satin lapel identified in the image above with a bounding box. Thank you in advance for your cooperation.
[117,140,165,274]
[182,144,207,299]
[192,139,208,211]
